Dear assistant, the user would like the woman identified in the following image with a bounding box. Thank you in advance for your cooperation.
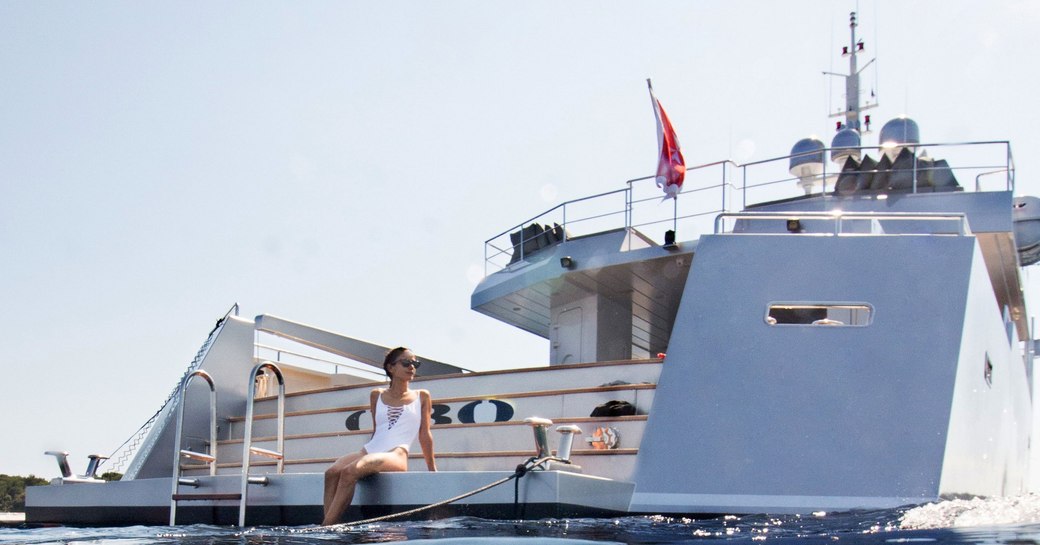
[322,347,437,525]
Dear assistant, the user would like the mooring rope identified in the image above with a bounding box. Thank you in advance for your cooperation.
[316,455,556,530]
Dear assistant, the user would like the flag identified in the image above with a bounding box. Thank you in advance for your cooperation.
[648,79,685,199]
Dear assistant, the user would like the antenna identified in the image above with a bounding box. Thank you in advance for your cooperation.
[823,11,878,132]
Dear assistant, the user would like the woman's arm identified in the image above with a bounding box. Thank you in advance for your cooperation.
[368,389,381,440]
[418,389,437,471]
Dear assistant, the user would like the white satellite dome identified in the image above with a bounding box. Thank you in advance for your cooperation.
[830,128,862,164]
[789,137,828,195]
[789,137,825,178]
[880,116,921,147]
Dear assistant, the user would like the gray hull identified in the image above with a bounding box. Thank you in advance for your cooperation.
[28,471,633,526]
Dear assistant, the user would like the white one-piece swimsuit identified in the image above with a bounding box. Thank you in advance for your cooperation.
[363,394,422,454]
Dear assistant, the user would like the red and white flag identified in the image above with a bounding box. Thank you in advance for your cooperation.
[648,79,685,200]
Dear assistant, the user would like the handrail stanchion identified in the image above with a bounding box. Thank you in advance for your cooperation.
[562,205,568,242]
[912,148,918,193]
[721,162,727,214]
[625,182,632,234]
[742,164,748,211]
[1008,143,1015,191]
[169,370,217,525]
[238,361,285,527]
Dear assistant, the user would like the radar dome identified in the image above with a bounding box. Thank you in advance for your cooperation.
[789,137,825,178]
[830,128,861,163]
[880,116,921,147]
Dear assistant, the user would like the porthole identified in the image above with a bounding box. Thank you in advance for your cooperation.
[767,303,873,326]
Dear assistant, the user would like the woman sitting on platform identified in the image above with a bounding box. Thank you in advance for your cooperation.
[322,346,436,525]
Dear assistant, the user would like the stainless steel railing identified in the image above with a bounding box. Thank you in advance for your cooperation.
[482,141,1012,275]
[169,369,218,525]
[239,361,285,527]
[253,342,385,381]
[713,211,971,237]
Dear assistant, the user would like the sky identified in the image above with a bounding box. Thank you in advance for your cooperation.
[2,0,1038,479]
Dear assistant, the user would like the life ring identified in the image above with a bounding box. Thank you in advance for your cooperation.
[586,426,620,450]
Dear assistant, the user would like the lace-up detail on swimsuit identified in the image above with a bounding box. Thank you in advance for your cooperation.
[385,405,404,430]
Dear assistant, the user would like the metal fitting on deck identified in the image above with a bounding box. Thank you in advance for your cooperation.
[555,425,582,461]
[523,417,554,459]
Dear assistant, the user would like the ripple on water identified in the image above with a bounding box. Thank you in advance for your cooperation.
[2,499,1040,545]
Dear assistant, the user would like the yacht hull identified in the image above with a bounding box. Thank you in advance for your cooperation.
[27,472,634,526]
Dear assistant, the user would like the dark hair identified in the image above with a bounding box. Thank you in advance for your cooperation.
[383,346,410,381]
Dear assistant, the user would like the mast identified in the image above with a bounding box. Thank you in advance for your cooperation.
[844,12,861,130]
[826,11,876,132]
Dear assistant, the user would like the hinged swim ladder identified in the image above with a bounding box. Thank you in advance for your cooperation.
[238,361,285,527]
[169,370,224,525]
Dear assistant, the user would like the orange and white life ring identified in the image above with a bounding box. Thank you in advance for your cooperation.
[586,426,620,450]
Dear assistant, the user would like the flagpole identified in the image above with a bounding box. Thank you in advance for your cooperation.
[673,195,678,235]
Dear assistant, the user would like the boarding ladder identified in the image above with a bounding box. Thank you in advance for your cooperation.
[169,370,226,525]
[238,361,286,527]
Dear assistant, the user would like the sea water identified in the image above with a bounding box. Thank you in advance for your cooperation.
[3,495,1040,545]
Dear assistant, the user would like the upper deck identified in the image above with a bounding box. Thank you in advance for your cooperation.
[481,139,1016,272]
[473,139,1025,354]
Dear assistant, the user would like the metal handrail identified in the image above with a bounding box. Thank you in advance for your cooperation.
[740,140,1014,199]
[483,187,630,271]
[253,343,385,379]
[713,211,971,236]
[169,369,217,525]
[484,187,630,246]
[482,141,1012,276]
[976,169,1014,192]
[239,361,285,527]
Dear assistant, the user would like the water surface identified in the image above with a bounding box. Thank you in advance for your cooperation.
[3,495,1039,545]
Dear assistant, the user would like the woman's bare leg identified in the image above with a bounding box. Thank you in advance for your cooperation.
[322,449,409,526]
[323,452,363,522]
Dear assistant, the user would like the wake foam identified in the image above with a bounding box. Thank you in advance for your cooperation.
[900,494,1040,529]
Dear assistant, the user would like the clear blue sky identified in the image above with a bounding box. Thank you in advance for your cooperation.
[2,1,1037,479]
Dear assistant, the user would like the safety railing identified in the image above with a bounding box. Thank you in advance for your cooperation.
[169,370,219,525]
[254,341,385,381]
[482,141,1013,276]
[482,161,735,275]
[738,140,1014,208]
[239,361,286,527]
[713,211,972,237]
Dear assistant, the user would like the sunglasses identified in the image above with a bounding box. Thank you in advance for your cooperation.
[396,359,421,369]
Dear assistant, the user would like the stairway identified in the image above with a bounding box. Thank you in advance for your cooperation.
[180,358,663,483]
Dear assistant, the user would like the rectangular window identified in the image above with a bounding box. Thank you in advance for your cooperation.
[767,303,873,326]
